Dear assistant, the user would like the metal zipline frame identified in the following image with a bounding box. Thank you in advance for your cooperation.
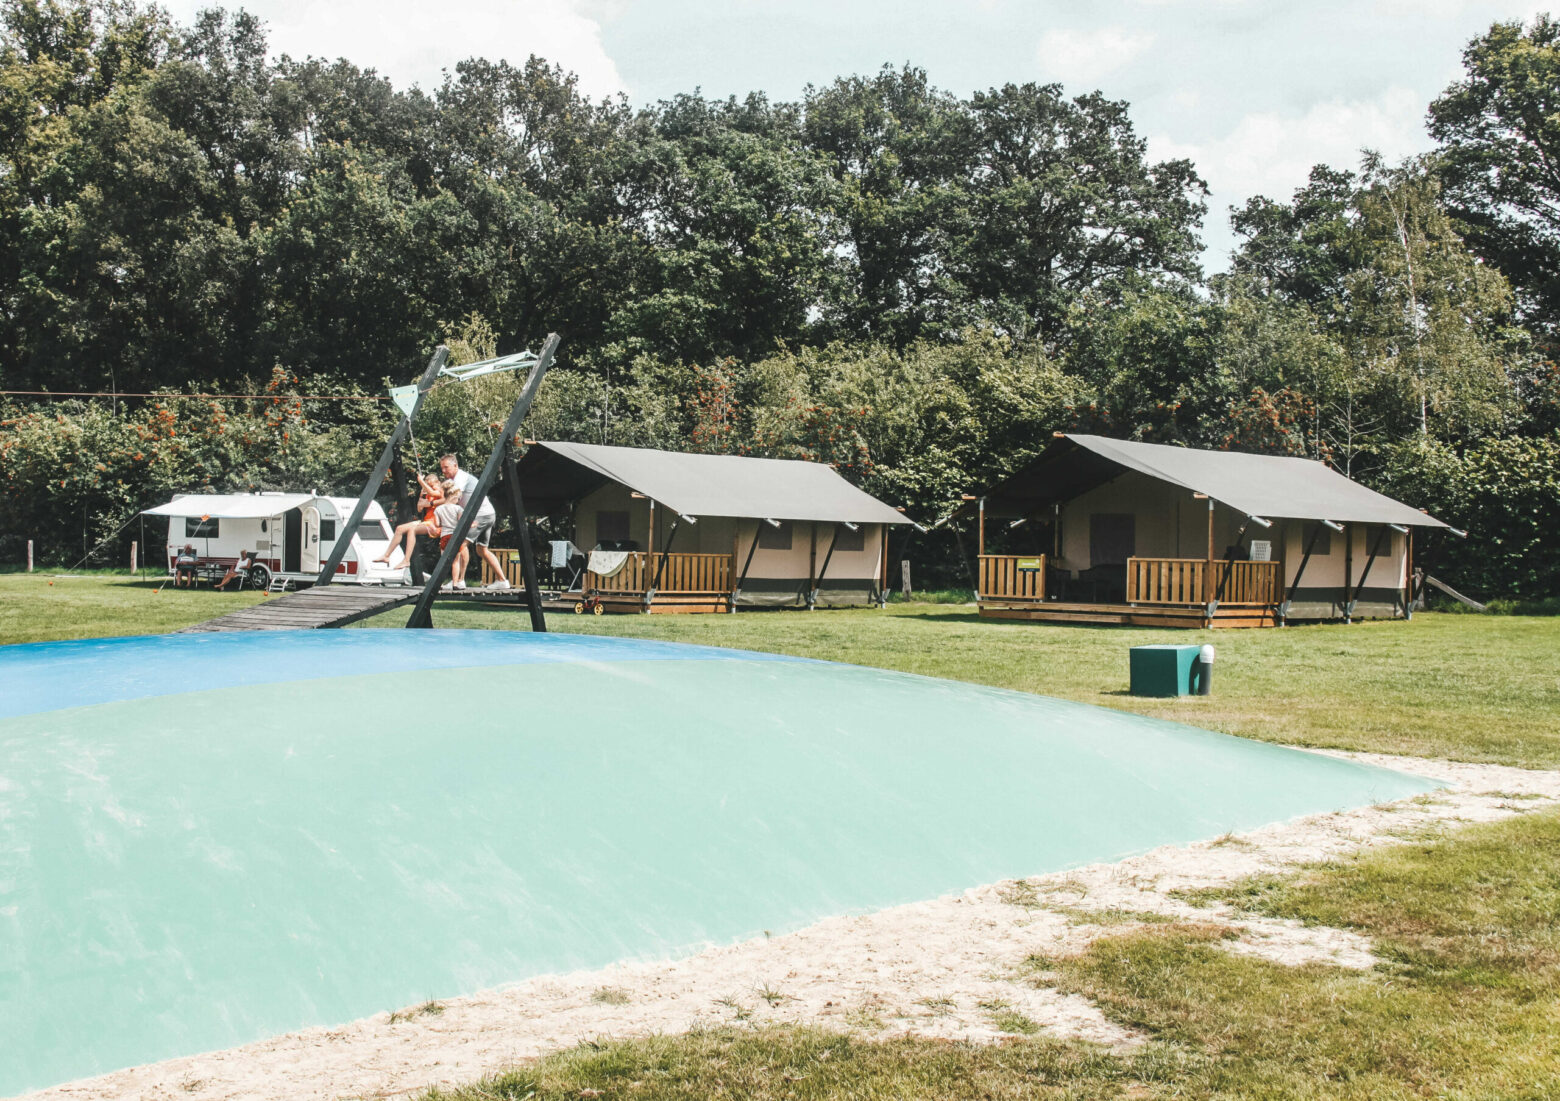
[316,338,557,631]
[406,333,560,629]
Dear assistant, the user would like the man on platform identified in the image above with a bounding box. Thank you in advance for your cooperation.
[438,454,511,590]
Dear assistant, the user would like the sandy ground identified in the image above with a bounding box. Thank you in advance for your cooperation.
[20,750,1560,1101]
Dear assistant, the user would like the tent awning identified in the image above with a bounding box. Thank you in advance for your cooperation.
[974,435,1449,528]
[142,494,315,519]
[515,442,909,525]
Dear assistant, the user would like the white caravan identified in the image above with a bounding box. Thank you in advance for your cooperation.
[144,492,402,588]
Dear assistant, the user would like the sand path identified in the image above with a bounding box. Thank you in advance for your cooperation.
[19,750,1560,1101]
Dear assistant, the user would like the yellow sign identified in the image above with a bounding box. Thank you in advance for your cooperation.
[1017,557,1043,571]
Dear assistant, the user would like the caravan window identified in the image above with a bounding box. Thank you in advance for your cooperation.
[185,517,219,539]
[320,519,337,542]
[357,520,390,542]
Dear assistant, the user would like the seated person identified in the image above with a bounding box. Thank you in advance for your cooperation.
[174,544,200,588]
[214,549,255,591]
[375,474,448,570]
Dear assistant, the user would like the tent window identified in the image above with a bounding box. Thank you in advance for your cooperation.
[596,510,630,544]
[1303,522,1333,556]
[832,524,864,552]
[759,521,793,550]
[185,517,219,539]
[1089,514,1135,566]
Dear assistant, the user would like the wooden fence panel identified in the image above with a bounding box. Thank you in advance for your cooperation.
[978,555,1046,601]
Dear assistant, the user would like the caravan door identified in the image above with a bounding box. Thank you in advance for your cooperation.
[301,506,321,574]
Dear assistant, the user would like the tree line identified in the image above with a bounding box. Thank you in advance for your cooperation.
[1,0,1557,599]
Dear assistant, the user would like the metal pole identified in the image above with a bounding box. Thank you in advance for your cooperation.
[1214,521,1250,605]
[1347,525,1390,621]
[502,441,547,632]
[317,346,449,586]
[1281,523,1324,624]
[649,518,681,599]
[408,334,559,628]
[809,524,843,609]
[732,520,763,609]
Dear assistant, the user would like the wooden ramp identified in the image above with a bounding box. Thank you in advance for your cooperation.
[176,585,546,633]
[176,586,419,632]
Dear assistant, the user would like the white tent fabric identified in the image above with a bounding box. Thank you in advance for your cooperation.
[142,493,315,519]
[1063,435,1449,528]
[534,442,909,524]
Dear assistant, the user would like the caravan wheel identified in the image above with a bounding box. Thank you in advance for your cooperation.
[248,564,273,591]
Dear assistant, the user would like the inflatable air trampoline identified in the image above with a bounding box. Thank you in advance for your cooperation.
[0,630,1435,1093]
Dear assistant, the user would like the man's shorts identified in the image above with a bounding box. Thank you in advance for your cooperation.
[466,514,494,546]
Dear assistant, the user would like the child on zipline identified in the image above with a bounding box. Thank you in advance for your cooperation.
[375,474,453,570]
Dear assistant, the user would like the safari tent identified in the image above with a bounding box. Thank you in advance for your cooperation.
[964,433,1451,628]
[511,442,910,612]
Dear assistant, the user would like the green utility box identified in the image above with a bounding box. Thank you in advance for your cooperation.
[1129,644,1202,697]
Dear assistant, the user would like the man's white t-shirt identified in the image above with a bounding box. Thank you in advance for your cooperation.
[447,468,495,522]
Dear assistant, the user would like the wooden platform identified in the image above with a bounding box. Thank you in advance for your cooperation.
[177,584,546,633]
[978,600,1280,629]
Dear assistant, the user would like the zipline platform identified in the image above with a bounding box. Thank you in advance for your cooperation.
[175,585,540,633]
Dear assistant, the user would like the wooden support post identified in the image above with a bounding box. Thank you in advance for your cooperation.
[977,497,986,556]
[1404,528,1414,618]
[1203,496,1215,622]
[129,541,137,573]
[408,335,558,628]
[320,346,448,586]
[26,539,33,572]
[501,441,546,633]
[729,523,740,612]
[901,559,912,599]
[878,524,888,606]
[811,517,823,605]
[1343,523,1354,623]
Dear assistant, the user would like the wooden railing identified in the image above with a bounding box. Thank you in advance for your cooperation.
[1215,559,1281,605]
[1126,558,1206,605]
[481,548,523,587]
[1126,557,1280,606]
[588,551,733,594]
[978,554,1047,602]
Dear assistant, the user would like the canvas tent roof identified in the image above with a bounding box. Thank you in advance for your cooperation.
[143,493,317,519]
[514,442,909,525]
[975,434,1448,528]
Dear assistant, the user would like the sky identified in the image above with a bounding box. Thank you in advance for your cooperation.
[164,0,1547,271]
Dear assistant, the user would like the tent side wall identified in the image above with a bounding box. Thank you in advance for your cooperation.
[1045,473,1408,621]
[573,483,886,608]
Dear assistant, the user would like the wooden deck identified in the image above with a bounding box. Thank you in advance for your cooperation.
[177,584,548,632]
[978,600,1279,629]
[977,553,1283,629]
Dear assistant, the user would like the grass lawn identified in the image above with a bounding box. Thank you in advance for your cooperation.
[421,809,1560,1101]
[0,569,267,645]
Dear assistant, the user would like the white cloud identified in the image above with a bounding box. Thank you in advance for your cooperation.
[1036,27,1155,85]
[1149,86,1433,268]
[1151,86,1428,203]
[162,0,627,99]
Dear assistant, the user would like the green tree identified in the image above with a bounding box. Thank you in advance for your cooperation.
[1430,16,1560,340]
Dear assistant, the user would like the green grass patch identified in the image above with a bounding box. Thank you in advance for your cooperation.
[1051,808,1560,1099]
[0,570,270,644]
